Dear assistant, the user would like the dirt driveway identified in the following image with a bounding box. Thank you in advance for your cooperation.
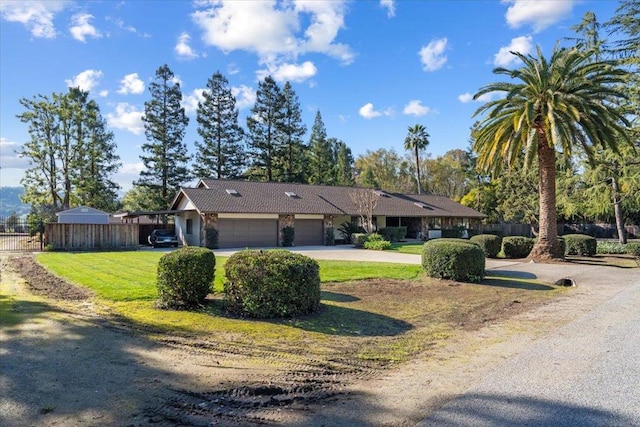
[1,252,638,426]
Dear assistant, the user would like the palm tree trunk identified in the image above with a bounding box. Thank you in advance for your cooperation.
[529,137,564,261]
[415,146,422,195]
[610,174,627,244]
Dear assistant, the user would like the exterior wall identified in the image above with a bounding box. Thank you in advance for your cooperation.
[199,213,218,248]
[175,211,200,246]
[376,216,387,230]
[218,213,279,219]
[278,214,295,246]
[332,215,352,241]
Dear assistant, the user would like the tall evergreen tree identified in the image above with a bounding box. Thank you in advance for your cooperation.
[332,138,355,186]
[277,82,307,182]
[194,71,245,180]
[138,64,190,209]
[307,111,335,185]
[246,76,284,182]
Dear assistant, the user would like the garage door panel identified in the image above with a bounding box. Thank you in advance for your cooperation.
[218,219,277,248]
[295,219,323,246]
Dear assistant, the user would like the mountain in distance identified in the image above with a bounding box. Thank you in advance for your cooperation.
[0,187,30,217]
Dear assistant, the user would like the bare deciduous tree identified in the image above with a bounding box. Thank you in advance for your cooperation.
[349,189,379,233]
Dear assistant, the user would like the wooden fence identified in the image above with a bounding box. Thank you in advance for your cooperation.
[45,223,139,251]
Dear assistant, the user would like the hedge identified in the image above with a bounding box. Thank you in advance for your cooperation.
[157,247,215,309]
[563,234,597,256]
[422,238,485,282]
[502,236,535,259]
[470,234,502,258]
[224,250,321,318]
[626,242,640,257]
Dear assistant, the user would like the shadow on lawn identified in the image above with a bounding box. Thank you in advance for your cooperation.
[479,271,554,291]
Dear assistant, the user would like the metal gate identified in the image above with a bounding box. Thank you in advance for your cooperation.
[0,216,43,251]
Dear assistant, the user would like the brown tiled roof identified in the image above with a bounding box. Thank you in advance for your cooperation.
[170,179,485,218]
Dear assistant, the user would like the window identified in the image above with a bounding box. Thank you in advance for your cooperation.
[186,219,193,235]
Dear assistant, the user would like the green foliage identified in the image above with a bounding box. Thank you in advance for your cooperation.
[352,233,369,248]
[338,222,364,243]
[563,234,597,256]
[596,241,628,254]
[334,140,355,186]
[194,71,245,180]
[362,233,391,250]
[421,239,485,282]
[278,82,308,183]
[282,226,295,247]
[404,124,430,194]
[157,247,215,309]
[325,227,335,246]
[470,234,502,258]
[224,250,320,318]
[204,227,219,249]
[378,227,407,243]
[625,242,640,257]
[501,236,535,259]
[307,111,336,185]
[442,228,464,238]
[138,64,191,210]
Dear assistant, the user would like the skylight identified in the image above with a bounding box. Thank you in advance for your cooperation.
[285,191,298,198]
[226,189,240,196]
[414,202,426,208]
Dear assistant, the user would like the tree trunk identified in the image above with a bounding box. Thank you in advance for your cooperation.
[610,175,627,244]
[529,137,563,261]
[415,147,422,195]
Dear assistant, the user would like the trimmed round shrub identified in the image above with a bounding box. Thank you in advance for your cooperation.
[422,238,485,282]
[157,247,215,309]
[470,234,502,258]
[563,234,597,256]
[626,242,640,257]
[224,250,320,318]
[502,236,535,259]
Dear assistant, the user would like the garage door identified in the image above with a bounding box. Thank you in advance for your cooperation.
[218,219,278,248]
[295,219,323,246]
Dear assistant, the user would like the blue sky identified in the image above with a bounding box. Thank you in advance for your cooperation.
[0,0,621,192]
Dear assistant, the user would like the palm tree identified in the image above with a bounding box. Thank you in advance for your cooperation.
[472,45,631,261]
[404,124,430,194]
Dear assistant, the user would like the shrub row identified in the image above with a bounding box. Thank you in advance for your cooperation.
[363,233,392,250]
[422,238,485,282]
[562,234,597,256]
[377,227,407,243]
[470,234,501,258]
[501,236,536,258]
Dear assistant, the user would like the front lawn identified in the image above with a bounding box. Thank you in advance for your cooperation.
[387,242,424,254]
[32,250,564,366]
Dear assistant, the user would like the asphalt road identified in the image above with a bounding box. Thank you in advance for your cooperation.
[418,265,640,427]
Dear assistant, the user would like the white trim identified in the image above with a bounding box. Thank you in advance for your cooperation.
[218,213,279,219]
[294,214,324,220]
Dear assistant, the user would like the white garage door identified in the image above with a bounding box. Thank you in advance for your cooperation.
[295,219,323,246]
[218,219,278,249]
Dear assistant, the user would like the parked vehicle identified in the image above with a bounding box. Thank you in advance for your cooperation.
[148,229,179,248]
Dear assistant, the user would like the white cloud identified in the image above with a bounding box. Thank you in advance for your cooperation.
[175,32,199,59]
[503,0,575,33]
[106,16,150,38]
[231,85,256,110]
[69,13,101,42]
[114,162,145,192]
[192,0,353,65]
[182,88,207,115]
[494,35,533,67]
[106,103,144,135]
[117,73,145,95]
[257,61,317,83]
[65,69,103,92]
[98,89,109,97]
[358,103,393,119]
[419,38,448,72]
[403,100,430,116]
[380,0,395,18]
[227,63,240,75]
[0,137,28,169]
[0,0,69,38]
[458,92,495,103]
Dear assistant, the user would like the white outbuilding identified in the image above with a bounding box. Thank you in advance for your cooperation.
[56,206,110,224]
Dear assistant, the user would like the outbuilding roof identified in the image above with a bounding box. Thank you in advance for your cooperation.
[170,179,485,219]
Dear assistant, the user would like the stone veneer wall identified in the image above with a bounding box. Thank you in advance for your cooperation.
[323,215,334,245]
[278,214,294,246]
[200,213,218,248]
[421,217,430,240]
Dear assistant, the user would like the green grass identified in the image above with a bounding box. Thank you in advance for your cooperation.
[35,251,422,302]
[387,242,424,255]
